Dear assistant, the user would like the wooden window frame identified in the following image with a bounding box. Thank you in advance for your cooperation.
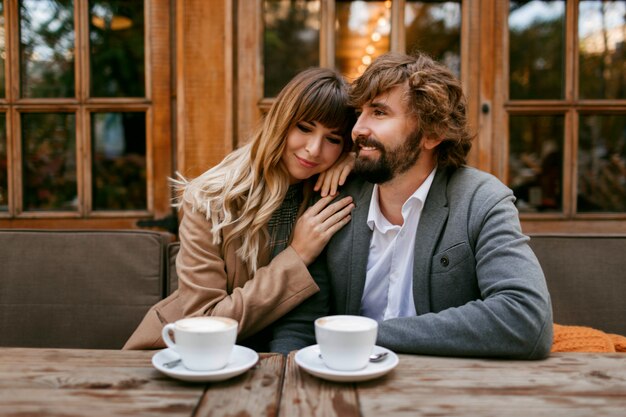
[491,0,626,234]
[0,0,172,229]
[239,0,626,233]
[237,0,482,170]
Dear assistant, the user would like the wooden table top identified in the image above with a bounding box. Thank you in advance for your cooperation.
[1,348,624,417]
[0,347,284,417]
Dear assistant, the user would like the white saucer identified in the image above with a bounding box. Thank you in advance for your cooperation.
[295,345,398,382]
[152,345,259,382]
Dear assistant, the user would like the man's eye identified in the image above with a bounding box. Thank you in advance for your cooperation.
[297,123,312,132]
[373,109,385,116]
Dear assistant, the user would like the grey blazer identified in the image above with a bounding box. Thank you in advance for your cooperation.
[271,166,553,359]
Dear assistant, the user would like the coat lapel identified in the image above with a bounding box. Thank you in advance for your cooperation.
[346,183,374,315]
[412,168,450,314]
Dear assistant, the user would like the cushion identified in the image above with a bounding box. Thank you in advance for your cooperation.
[167,242,180,295]
[529,234,626,336]
[0,229,174,349]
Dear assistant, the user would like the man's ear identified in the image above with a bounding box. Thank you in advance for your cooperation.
[422,136,443,150]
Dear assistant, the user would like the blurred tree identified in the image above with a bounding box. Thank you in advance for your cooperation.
[509,1,565,99]
[90,0,145,97]
[20,0,75,98]
[264,0,319,97]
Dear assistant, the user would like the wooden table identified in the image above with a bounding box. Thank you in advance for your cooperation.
[0,348,284,417]
[1,348,624,417]
[282,352,626,417]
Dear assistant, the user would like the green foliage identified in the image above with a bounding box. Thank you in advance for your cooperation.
[264,1,319,97]
[509,10,564,99]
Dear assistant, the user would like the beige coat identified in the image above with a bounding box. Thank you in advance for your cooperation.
[123,199,319,349]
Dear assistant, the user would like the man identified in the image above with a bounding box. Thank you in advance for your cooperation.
[271,52,553,359]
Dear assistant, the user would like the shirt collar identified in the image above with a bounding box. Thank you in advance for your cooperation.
[367,166,437,232]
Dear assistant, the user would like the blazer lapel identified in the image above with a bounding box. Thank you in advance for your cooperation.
[412,168,450,314]
[346,183,374,315]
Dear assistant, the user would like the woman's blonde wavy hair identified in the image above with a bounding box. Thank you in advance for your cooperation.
[173,68,354,273]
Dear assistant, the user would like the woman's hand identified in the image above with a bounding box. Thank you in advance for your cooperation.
[314,152,355,197]
[290,195,354,266]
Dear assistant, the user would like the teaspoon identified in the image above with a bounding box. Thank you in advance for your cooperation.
[163,351,390,369]
[318,351,388,363]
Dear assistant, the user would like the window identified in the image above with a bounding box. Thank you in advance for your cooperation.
[262,0,461,91]
[240,0,626,232]
[239,0,464,140]
[501,0,626,224]
[0,0,171,228]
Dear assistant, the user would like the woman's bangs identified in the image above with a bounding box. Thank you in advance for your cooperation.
[298,86,353,136]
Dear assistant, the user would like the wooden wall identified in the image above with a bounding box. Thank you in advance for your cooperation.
[176,0,234,179]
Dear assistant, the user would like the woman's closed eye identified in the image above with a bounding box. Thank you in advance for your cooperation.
[296,122,313,133]
[326,136,343,145]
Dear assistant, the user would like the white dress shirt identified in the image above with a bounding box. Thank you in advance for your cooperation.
[360,168,436,322]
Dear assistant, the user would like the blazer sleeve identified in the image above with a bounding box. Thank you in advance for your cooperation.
[269,249,331,355]
[377,184,554,359]
[176,200,320,340]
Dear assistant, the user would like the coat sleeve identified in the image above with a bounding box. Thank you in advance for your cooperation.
[269,249,331,355]
[377,183,554,359]
[177,200,320,340]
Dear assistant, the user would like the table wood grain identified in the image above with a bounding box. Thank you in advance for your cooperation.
[194,353,285,417]
[280,350,359,417]
[0,348,283,417]
[2,348,624,417]
[283,352,626,417]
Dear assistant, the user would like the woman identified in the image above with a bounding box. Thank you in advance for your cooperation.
[124,68,356,350]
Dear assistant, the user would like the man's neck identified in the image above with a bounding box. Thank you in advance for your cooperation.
[377,157,436,226]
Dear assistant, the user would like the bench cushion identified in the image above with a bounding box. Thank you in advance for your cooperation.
[528,234,626,336]
[167,242,180,295]
[0,229,173,349]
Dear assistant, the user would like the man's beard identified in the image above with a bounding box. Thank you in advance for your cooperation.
[354,129,423,184]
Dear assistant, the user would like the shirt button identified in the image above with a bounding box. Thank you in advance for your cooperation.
[440,256,449,267]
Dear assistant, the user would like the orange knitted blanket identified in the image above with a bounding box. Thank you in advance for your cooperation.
[552,323,626,353]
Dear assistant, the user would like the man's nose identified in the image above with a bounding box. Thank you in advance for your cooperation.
[352,114,370,139]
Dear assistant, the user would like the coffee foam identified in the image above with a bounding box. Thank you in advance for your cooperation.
[176,317,236,332]
[318,317,374,331]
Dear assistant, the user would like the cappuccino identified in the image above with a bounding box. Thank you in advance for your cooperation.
[315,315,378,371]
[162,316,238,371]
[317,317,374,332]
[176,317,235,332]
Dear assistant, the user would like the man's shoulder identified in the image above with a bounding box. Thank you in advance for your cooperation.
[446,166,511,197]
[340,175,374,199]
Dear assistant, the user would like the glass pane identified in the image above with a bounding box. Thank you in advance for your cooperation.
[20,0,75,98]
[0,113,7,211]
[578,114,626,212]
[509,115,564,212]
[405,1,462,77]
[336,0,390,80]
[91,112,146,210]
[579,1,626,99]
[90,0,145,97]
[263,0,320,97]
[22,113,77,211]
[509,1,565,100]
[0,0,6,98]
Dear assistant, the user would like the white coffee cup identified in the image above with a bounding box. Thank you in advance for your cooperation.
[161,316,238,371]
[314,315,378,371]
